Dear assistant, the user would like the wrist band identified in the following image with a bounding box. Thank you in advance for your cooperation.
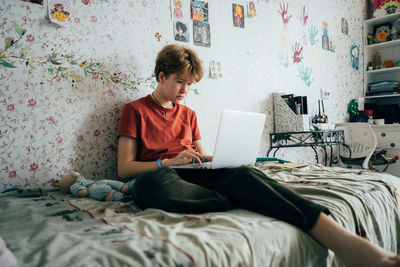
[156,159,163,169]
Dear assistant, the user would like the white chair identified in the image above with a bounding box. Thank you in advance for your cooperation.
[335,123,377,169]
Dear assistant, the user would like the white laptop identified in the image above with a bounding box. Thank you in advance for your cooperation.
[170,109,266,169]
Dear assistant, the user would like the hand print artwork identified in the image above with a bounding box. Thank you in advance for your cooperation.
[298,5,308,26]
[292,42,303,64]
[309,25,318,45]
[297,63,313,87]
[276,1,314,87]
[278,0,292,28]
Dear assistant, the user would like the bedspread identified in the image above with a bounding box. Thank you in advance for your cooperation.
[1,163,399,267]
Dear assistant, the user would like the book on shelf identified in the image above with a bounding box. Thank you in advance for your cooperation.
[294,96,308,115]
[280,94,296,113]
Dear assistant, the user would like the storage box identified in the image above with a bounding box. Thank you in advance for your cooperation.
[273,93,310,133]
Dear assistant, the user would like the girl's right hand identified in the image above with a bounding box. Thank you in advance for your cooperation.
[164,150,204,167]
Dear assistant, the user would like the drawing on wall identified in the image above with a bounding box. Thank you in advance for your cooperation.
[172,0,184,20]
[191,0,209,22]
[209,60,223,78]
[193,20,210,47]
[350,44,359,71]
[372,0,400,18]
[48,1,72,26]
[322,22,335,52]
[258,0,270,4]
[232,4,244,28]
[341,17,349,35]
[248,1,257,17]
[278,0,292,28]
[174,21,189,43]
[155,32,162,41]
[22,0,44,4]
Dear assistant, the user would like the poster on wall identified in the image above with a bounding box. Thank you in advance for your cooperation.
[174,21,190,42]
[48,0,73,26]
[232,4,244,28]
[191,0,209,22]
[248,1,257,17]
[322,22,334,52]
[193,20,211,47]
[22,0,44,4]
[171,0,188,20]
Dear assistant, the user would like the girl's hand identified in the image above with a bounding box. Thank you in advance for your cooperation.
[164,150,204,166]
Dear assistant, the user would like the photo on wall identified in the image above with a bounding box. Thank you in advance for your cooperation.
[174,21,190,43]
[193,20,211,47]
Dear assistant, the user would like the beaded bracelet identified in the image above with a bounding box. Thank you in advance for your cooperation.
[156,159,163,168]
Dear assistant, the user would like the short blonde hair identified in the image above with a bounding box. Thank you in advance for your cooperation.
[154,44,203,82]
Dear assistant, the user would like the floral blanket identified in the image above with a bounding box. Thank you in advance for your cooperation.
[1,163,400,267]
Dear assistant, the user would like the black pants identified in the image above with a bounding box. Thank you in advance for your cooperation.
[133,166,329,232]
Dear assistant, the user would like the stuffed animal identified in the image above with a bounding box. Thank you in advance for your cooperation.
[374,24,391,43]
[391,19,400,40]
[53,171,135,202]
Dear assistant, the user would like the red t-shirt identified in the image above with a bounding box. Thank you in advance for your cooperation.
[117,94,201,161]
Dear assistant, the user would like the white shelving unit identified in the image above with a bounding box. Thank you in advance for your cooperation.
[363,12,400,98]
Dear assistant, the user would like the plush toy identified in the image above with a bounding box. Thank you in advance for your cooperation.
[53,171,134,202]
[374,24,391,43]
[391,19,400,40]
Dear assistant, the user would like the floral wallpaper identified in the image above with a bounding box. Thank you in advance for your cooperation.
[0,0,366,190]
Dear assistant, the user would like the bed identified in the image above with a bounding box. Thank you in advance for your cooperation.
[1,162,399,267]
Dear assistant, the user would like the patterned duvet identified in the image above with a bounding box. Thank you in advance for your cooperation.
[1,162,399,267]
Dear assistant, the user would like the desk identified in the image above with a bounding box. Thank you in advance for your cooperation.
[267,130,350,166]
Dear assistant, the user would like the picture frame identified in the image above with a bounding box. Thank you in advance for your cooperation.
[193,21,211,47]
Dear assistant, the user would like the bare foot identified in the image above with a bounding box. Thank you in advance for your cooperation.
[309,213,400,267]
[378,254,400,267]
